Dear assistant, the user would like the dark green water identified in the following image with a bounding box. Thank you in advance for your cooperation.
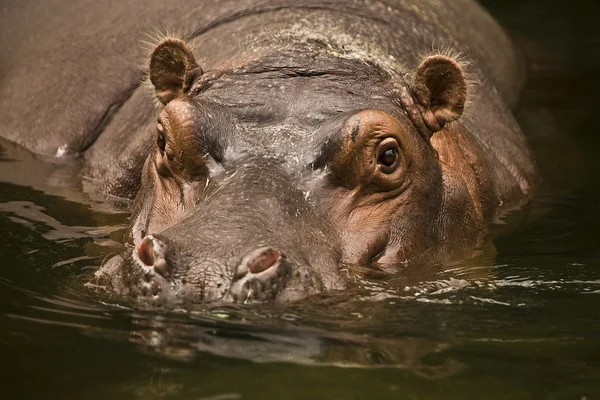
[1,1,599,399]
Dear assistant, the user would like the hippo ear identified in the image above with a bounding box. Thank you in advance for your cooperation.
[413,55,467,133]
[149,38,203,105]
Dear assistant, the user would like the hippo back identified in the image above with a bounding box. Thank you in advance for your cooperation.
[1,0,523,159]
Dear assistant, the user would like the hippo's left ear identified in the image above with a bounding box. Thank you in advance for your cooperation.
[149,38,203,105]
[412,55,467,133]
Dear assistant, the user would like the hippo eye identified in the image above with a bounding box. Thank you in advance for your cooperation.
[156,123,166,154]
[380,148,396,165]
[377,138,400,173]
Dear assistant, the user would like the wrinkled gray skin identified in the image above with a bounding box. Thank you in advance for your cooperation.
[1,0,536,304]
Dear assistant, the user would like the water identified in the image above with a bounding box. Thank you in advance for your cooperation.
[1,1,599,398]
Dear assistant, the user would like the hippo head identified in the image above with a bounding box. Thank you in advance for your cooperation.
[96,38,471,304]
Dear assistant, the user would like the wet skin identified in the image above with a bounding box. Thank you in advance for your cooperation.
[97,40,535,303]
[0,0,536,303]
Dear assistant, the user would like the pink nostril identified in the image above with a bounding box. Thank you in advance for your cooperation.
[136,236,155,266]
[247,247,281,274]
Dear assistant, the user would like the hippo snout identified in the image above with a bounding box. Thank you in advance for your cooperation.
[130,235,293,303]
[95,157,345,304]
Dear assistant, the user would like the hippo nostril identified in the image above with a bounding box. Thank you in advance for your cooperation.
[137,236,155,266]
[237,247,282,276]
[228,247,291,303]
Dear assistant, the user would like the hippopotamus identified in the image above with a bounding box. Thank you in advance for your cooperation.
[0,0,536,304]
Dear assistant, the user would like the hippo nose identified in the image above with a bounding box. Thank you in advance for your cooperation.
[135,235,169,276]
[228,247,291,303]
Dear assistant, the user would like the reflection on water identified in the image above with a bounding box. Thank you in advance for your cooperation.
[2,0,600,399]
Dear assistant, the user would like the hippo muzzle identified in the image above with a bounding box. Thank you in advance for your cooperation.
[133,235,292,303]
[98,158,344,304]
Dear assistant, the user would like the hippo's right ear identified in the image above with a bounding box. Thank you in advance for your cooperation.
[149,39,203,105]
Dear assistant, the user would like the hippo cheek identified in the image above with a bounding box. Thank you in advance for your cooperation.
[335,222,391,267]
[373,245,405,266]
[128,150,204,247]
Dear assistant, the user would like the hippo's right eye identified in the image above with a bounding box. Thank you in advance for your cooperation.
[156,123,166,154]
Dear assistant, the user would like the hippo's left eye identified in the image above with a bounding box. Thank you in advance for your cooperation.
[157,123,166,154]
[376,138,400,173]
